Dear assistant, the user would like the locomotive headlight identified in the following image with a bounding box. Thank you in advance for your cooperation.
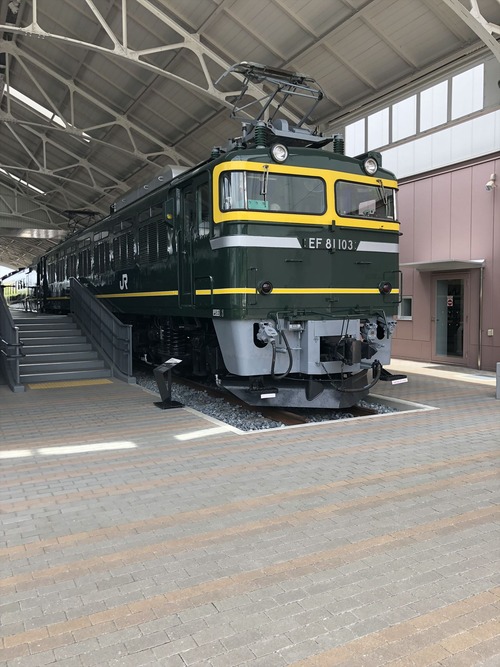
[363,157,378,175]
[378,281,393,294]
[258,280,274,295]
[270,143,288,163]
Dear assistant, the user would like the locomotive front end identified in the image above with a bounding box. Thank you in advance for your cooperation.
[209,145,403,408]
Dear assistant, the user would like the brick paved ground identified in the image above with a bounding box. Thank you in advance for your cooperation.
[0,361,499,667]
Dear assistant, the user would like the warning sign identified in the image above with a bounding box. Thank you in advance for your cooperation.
[447,296,454,307]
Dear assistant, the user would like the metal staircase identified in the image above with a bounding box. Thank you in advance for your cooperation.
[13,313,112,384]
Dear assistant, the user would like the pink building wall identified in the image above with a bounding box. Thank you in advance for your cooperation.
[393,155,500,371]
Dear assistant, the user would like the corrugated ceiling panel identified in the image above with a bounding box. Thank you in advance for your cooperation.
[227,2,311,59]
[156,0,222,32]
[204,13,276,63]
[324,21,408,90]
[300,54,372,108]
[374,0,466,64]
[283,0,356,34]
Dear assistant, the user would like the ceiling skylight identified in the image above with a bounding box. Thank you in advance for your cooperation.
[8,86,91,141]
[0,167,46,194]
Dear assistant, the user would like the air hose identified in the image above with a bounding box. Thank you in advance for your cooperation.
[331,359,382,393]
[270,329,293,380]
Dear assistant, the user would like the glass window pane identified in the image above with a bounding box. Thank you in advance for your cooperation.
[420,81,448,132]
[367,108,389,150]
[220,171,326,215]
[392,96,416,142]
[345,119,365,156]
[451,64,484,120]
[220,172,245,210]
[398,297,412,320]
[335,181,396,220]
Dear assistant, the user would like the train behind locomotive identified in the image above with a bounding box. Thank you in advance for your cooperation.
[35,62,406,408]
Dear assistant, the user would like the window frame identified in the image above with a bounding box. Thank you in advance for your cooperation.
[334,179,397,222]
[219,170,327,216]
[398,296,413,321]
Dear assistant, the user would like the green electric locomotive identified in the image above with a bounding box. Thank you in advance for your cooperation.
[38,63,405,408]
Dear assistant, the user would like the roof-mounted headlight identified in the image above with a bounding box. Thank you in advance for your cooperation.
[363,157,378,175]
[270,143,288,163]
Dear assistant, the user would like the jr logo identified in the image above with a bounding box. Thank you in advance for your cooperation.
[119,274,128,291]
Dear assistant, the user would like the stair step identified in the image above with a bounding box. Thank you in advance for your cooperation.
[13,315,71,325]
[16,322,78,331]
[21,369,112,383]
[23,351,99,363]
[20,328,81,338]
[21,336,88,345]
[20,360,106,374]
[13,312,114,385]
[23,343,92,354]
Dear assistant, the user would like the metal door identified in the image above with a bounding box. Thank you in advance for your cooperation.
[431,273,469,363]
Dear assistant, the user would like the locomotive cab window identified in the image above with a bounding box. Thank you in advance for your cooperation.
[220,171,326,214]
[335,181,396,220]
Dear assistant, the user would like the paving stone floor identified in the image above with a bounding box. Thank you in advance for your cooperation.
[0,360,499,666]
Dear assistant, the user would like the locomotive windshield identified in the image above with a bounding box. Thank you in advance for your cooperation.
[221,171,326,214]
[335,181,396,221]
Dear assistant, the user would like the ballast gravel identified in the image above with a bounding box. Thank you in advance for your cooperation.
[136,370,282,430]
[135,368,396,432]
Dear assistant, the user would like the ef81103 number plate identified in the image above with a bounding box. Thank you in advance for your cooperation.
[302,237,359,250]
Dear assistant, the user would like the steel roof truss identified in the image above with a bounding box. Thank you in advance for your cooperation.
[440,0,500,61]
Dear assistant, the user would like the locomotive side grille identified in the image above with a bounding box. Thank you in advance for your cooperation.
[93,242,110,274]
[113,233,135,271]
[78,249,91,277]
[125,233,134,268]
[67,254,77,278]
[148,223,158,263]
[139,226,148,263]
[158,223,169,260]
[139,221,162,264]
[112,237,120,270]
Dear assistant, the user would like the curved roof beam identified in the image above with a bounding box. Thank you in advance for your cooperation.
[0,179,66,231]
[0,235,57,268]
[0,0,299,123]
[0,42,196,166]
[0,178,93,270]
[0,120,126,205]
[439,0,500,62]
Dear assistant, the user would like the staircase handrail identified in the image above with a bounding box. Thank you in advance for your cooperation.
[0,287,25,392]
[69,278,135,383]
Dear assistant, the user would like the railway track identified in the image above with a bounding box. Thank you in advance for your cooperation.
[172,375,379,427]
[135,362,383,429]
[172,375,306,425]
